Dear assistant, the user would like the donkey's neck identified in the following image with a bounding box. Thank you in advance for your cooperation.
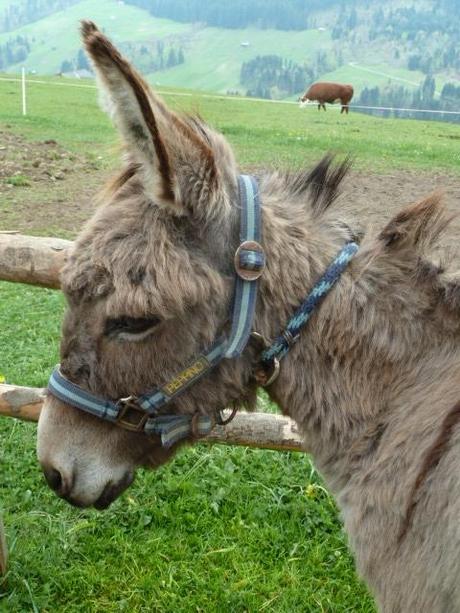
[255,181,459,492]
[256,182,362,473]
[256,177,355,341]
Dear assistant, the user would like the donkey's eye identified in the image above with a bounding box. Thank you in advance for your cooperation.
[104,316,160,340]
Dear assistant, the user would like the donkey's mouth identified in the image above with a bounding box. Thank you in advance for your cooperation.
[58,471,135,510]
[93,472,135,510]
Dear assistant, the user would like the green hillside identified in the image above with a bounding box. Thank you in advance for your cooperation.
[0,0,188,75]
[0,2,335,93]
[149,26,331,93]
[2,0,458,103]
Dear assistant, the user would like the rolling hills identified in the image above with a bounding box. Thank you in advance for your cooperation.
[0,0,458,106]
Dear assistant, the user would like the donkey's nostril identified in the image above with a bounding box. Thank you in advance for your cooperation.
[44,467,62,492]
[44,467,69,496]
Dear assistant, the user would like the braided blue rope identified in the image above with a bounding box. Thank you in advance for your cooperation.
[260,242,358,365]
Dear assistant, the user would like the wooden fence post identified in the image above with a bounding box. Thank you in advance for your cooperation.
[0,516,7,576]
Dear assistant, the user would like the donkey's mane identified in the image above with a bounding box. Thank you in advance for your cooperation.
[104,144,351,219]
[283,153,352,214]
[103,161,141,199]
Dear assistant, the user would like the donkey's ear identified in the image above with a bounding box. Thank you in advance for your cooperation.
[379,193,452,253]
[80,21,216,213]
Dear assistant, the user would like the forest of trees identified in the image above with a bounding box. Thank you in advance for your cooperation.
[241,55,313,99]
[0,0,79,33]
[357,76,460,122]
[60,41,185,75]
[0,35,31,69]
[124,0,350,30]
[366,4,460,74]
[120,41,185,74]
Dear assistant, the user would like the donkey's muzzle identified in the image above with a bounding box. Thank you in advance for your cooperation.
[40,457,133,509]
[93,471,134,510]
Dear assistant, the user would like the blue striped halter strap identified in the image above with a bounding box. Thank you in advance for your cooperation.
[48,174,358,448]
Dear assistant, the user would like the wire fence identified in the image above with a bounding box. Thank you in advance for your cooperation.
[1,74,460,120]
[302,101,460,116]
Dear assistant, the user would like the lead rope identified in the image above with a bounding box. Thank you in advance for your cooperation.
[254,241,359,386]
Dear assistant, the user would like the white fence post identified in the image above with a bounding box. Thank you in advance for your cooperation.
[21,67,26,116]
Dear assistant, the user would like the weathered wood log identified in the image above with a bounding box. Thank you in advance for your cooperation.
[206,410,304,452]
[0,516,7,576]
[0,384,44,422]
[0,384,304,452]
[0,233,71,288]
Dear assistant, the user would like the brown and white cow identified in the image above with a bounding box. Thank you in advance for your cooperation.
[300,81,354,113]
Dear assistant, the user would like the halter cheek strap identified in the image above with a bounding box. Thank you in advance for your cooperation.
[48,175,265,448]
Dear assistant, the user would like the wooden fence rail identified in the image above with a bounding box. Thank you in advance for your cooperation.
[0,233,70,288]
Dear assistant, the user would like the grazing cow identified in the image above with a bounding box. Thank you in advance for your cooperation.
[300,81,354,113]
[38,22,460,612]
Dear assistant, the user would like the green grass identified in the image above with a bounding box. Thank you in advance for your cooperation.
[1,75,460,174]
[320,62,427,93]
[149,26,332,93]
[3,174,30,186]
[0,282,374,612]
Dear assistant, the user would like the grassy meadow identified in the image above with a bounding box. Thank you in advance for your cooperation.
[1,75,460,611]
[1,75,460,172]
[0,4,333,94]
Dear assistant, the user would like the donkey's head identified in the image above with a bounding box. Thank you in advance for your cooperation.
[37,22,259,508]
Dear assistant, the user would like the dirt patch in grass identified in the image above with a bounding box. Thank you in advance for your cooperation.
[1,128,459,245]
[0,129,109,237]
[342,168,460,252]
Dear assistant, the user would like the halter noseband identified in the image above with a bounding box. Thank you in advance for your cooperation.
[48,174,358,447]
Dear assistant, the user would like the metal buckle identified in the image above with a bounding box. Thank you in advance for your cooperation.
[250,332,281,387]
[253,357,280,387]
[282,330,300,348]
[116,396,148,432]
[234,240,266,281]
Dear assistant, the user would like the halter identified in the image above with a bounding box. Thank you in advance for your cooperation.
[48,174,358,447]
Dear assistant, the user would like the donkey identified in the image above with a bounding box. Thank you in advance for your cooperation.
[37,22,460,612]
[299,82,354,113]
